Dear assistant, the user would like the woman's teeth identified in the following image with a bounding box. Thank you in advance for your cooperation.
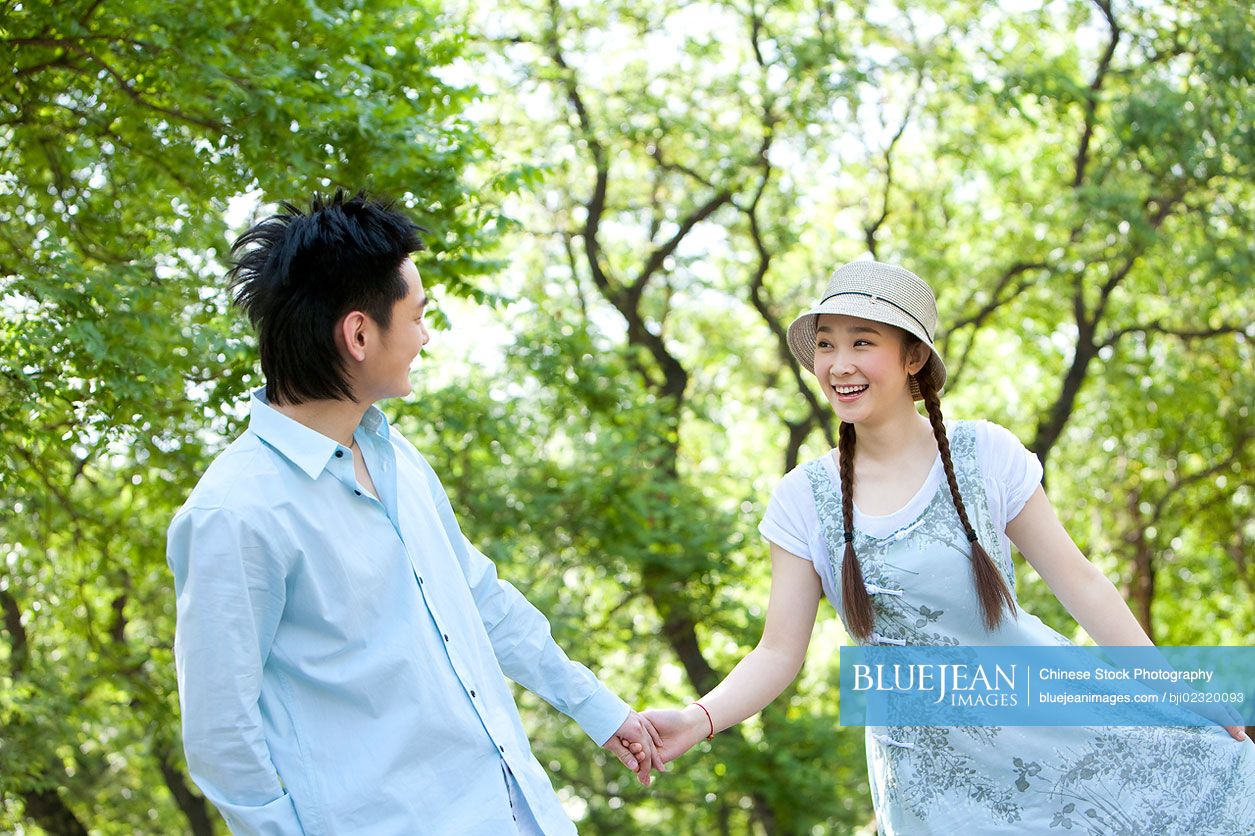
[838,384,868,401]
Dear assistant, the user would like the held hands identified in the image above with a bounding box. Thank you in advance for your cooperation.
[611,704,712,778]
[602,711,665,786]
[606,704,717,785]
[639,705,713,764]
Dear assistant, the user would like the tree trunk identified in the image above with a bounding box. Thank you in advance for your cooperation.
[1125,489,1156,642]
[158,743,217,836]
[21,788,89,836]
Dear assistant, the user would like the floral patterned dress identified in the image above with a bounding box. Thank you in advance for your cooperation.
[801,421,1255,835]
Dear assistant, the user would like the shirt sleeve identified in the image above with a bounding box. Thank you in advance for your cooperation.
[758,469,815,561]
[167,506,305,835]
[419,460,630,747]
[981,420,1044,523]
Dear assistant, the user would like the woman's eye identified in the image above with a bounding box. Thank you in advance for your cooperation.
[816,339,832,349]
[854,339,870,347]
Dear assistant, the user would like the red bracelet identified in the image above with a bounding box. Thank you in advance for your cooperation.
[693,701,715,740]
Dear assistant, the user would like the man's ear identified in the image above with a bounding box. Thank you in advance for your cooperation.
[338,311,369,362]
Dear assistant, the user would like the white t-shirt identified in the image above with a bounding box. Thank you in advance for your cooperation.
[758,419,1043,573]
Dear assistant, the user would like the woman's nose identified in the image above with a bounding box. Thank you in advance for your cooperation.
[828,358,854,380]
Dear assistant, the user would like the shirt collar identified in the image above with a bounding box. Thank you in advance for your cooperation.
[247,386,391,480]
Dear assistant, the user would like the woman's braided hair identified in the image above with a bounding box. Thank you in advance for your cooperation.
[837,339,1016,641]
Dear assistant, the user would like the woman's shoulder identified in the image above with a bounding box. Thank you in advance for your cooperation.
[954,417,1044,494]
[772,452,832,498]
[952,418,1031,456]
[760,454,832,559]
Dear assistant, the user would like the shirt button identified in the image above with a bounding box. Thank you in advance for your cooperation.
[335,450,344,458]
[498,745,505,753]
[354,490,362,496]
[470,690,477,698]
[418,577,424,585]
[443,634,449,642]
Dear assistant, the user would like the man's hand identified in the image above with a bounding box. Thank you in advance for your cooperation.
[603,711,665,785]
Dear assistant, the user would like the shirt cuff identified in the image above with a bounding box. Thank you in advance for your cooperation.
[218,790,304,835]
[569,684,632,747]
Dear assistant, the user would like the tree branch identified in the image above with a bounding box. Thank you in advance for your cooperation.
[79,0,107,25]
[940,260,1048,390]
[543,1,621,310]
[627,187,732,304]
[1072,0,1121,188]
[741,11,835,467]
[863,75,921,258]
[34,39,224,131]
[0,587,90,833]
[0,587,28,676]
[1150,436,1251,522]
[940,260,1049,338]
[1099,321,1251,349]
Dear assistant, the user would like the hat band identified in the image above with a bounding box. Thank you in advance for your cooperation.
[819,291,933,341]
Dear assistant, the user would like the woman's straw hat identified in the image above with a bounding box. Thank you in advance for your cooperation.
[786,261,946,400]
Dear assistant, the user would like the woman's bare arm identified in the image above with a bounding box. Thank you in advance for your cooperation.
[1007,485,1247,741]
[642,544,823,761]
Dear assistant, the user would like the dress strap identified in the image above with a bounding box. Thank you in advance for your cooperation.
[946,421,1015,590]
[803,456,845,551]
[802,457,851,606]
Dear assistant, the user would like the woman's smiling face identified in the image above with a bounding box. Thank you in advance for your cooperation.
[812,313,925,420]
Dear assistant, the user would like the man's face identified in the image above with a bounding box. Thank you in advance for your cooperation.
[364,257,429,402]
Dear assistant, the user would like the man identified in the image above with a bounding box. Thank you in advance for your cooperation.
[167,191,660,835]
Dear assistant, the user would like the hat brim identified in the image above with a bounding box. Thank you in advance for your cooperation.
[786,297,947,400]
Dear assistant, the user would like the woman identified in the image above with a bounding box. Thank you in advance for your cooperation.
[640,261,1255,834]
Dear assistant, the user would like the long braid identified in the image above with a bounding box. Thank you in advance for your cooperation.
[838,420,876,641]
[917,364,1016,631]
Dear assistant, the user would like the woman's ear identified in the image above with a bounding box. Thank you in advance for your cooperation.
[906,341,930,376]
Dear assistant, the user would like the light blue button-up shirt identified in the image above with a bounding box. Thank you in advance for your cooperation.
[167,388,629,835]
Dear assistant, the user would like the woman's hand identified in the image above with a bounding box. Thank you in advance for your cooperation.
[1224,724,1249,742]
[639,706,713,764]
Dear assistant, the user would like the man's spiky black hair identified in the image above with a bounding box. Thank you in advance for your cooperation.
[227,189,425,405]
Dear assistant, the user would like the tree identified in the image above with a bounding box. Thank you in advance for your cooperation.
[1,0,500,830]
[419,0,1252,830]
[2,0,1250,832]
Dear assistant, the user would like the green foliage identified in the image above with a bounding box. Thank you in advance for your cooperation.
[430,0,1252,830]
[1,0,500,831]
[2,0,1251,833]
